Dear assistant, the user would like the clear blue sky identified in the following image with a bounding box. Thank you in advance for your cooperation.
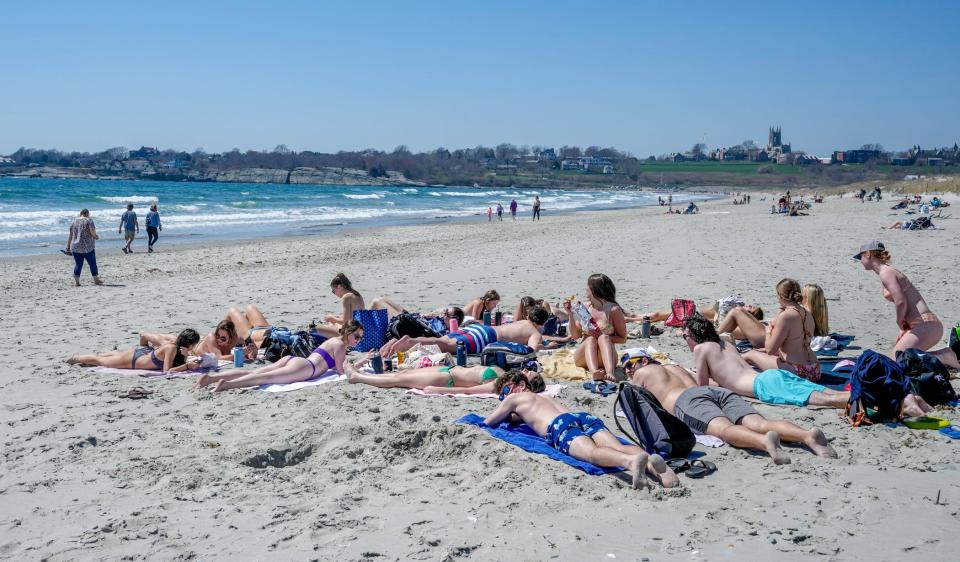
[1,0,957,157]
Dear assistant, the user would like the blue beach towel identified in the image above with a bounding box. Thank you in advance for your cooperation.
[456,413,625,475]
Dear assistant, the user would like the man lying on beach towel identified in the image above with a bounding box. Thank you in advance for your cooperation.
[621,349,837,465]
[483,371,679,489]
[379,305,549,358]
[683,316,850,409]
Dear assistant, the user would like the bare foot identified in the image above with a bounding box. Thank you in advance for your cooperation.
[64,353,80,365]
[193,374,212,390]
[805,428,838,458]
[903,394,933,417]
[630,452,651,490]
[647,453,680,488]
[763,431,791,465]
[591,368,606,381]
[212,380,227,393]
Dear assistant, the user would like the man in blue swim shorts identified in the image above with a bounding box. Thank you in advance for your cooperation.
[482,371,679,490]
[683,315,849,409]
[379,306,549,358]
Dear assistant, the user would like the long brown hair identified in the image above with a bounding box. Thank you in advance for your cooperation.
[339,319,363,340]
[330,272,361,299]
[776,278,803,304]
[216,320,238,342]
[479,289,500,312]
[587,273,618,305]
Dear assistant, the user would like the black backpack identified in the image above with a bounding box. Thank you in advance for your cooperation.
[262,329,324,363]
[387,312,440,340]
[846,349,911,426]
[613,382,695,459]
[896,348,958,406]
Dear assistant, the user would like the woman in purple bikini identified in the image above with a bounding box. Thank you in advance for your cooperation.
[193,321,366,392]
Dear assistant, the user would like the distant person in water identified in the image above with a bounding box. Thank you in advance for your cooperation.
[119,203,139,254]
[510,199,518,220]
[145,203,162,252]
[533,195,541,220]
[64,208,103,286]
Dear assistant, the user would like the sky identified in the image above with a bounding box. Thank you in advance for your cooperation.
[1,0,958,157]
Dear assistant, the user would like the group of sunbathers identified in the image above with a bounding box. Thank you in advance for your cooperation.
[64,242,960,490]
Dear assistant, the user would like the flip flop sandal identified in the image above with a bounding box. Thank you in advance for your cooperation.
[686,459,717,479]
[650,325,664,336]
[666,458,691,473]
[119,386,154,400]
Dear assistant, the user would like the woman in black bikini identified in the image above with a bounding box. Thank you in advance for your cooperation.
[66,329,201,372]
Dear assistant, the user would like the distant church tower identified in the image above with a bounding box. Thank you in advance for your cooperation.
[768,126,782,149]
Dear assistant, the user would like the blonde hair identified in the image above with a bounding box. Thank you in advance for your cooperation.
[802,284,830,337]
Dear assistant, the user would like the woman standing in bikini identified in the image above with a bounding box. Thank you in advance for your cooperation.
[67,329,201,372]
[856,241,959,367]
[564,274,627,381]
[743,279,821,381]
[194,321,365,392]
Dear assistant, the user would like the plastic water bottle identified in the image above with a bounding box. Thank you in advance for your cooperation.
[482,310,492,326]
[232,346,244,368]
[640,317,651,339]
[456,341,467,367]
[371,353,384,374]
[494,308,502,326]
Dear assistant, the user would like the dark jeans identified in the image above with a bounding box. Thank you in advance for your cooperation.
[147,226,159,247]
[533,208,540,220]
[73,250,98,277]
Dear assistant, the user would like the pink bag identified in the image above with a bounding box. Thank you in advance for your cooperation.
[665,299,696,327]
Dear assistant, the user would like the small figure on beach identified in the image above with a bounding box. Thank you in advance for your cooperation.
[119,203,139,254]
[145,203,161,252]
[314,273,365,338]
[487,206,492,221]
[462,289,500,321]
[496,203,503,221]
[483,370,679,489]
[65,208,103,286]
[510,199,518,220]
[532,195,541,220]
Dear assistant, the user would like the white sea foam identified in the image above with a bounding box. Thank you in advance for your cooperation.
[343,193,385,200]
[97,195,159,204]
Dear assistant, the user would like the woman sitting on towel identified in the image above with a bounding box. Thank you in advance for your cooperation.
[193,320,366,392]
[314,272,366,338]
[66,329,202,372]
[802,284,830,337]
[742,279,821,381]
[855,241,960,367]
[564,274,627,381]
[463,289,501,321]
[348,361,545,395]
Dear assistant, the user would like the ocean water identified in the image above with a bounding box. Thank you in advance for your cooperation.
[0,178,704,257]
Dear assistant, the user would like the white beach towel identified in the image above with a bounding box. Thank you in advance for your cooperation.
[258,370,345,392]
[87,359,231,378]
[406,383,565,399]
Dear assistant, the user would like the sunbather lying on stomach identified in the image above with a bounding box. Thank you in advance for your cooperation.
[483,371,679,489]
[622,348,837,465]
[378,306,548,357]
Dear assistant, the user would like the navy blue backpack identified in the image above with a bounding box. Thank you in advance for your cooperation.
[846,349,912,426]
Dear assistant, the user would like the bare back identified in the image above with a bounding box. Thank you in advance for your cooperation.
[768,306,817,366]
[631,364,697,413]
[504,393,570,435]
[494,320,543,349]
[880,265,932,322]
[694,341,757,396]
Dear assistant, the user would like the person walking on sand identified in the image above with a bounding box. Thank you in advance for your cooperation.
[496,202,504,221]
[64,208,103,286]
[118,203,139,253]
[487,206,493,221]
[145,203,161,253]
[510,199,518,221]
[532,195,541,220]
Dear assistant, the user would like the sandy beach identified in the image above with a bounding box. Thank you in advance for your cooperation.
[2,193,958,561]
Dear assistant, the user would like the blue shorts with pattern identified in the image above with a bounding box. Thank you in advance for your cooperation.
[544,412,607,455]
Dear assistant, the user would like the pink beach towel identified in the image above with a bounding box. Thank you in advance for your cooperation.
[406,384,565,399]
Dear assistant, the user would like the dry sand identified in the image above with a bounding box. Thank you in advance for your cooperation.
[2,194,959,560]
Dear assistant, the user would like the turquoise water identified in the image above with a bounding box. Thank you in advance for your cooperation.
[0,178,703,256]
